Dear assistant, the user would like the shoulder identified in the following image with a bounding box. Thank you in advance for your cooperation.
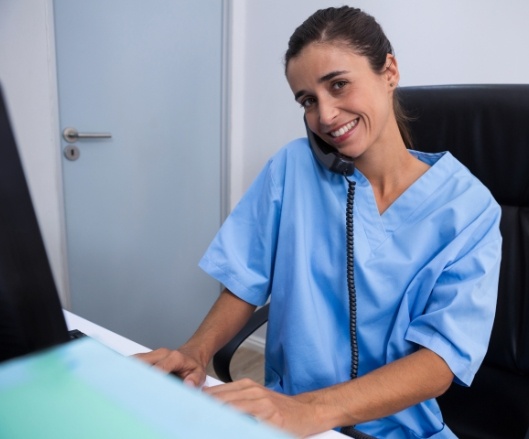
[267,137,311,168]
[236,137,317,204]
[413,150,498,206]
[264,137,322,183]
[409,150,501,239]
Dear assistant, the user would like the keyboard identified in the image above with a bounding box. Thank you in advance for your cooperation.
[68,329,87,340]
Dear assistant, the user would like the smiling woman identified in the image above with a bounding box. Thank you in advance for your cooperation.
[284,6,413,152]
[136,6,502,439]
[285,32,428,214]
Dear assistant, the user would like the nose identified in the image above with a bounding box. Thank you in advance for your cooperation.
[317,96,338,127]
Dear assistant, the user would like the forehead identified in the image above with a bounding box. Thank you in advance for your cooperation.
[286,42,373,88]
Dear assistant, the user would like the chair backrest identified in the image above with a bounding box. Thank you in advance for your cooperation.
[399,84,529,439]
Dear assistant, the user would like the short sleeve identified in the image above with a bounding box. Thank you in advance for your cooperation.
[198,158,284,306]
[405,210,502,386]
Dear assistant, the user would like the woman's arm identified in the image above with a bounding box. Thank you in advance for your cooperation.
[205,347,453,438]
[135,288,256,387]
[298,347,453,431]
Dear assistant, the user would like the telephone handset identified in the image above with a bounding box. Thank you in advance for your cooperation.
[304,116,355,176]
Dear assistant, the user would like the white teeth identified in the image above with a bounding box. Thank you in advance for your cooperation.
[331,119,358,137]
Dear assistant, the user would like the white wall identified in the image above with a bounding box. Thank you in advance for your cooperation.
[229,0,529,208]
[1,0,528,318]
[0,0,69,305]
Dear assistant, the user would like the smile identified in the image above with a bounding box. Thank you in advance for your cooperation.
[330,119,359,138]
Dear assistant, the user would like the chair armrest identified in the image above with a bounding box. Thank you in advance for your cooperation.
[212,303,269,383]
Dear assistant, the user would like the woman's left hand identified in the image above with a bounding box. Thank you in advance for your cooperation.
[203,378,321,438]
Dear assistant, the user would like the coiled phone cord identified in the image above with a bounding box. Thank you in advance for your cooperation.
[345,176,359,380]
[341,177,378,439]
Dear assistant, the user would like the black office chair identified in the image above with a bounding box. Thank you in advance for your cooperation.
[213,85,529,439]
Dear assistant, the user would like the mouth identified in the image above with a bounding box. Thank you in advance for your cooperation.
[329,118,359,138]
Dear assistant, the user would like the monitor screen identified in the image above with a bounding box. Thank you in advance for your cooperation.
[0,83,69,362]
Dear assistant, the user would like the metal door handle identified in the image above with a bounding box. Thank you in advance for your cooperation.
[63,127,112,143]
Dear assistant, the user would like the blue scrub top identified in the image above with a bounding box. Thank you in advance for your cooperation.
[199,138,502,439]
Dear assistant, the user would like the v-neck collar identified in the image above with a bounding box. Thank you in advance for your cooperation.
[352,150,453,249]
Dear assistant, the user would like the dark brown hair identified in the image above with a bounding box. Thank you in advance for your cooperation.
[285,6,413,148]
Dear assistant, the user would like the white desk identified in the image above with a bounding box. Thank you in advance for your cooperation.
[64,310,149,355]
[64,310,345,438]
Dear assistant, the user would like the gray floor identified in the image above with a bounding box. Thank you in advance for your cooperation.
[207,347,264,384]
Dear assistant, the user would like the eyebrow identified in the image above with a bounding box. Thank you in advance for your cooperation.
[293,70,349,101]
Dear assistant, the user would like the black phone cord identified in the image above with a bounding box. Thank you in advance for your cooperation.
[340,177,378,439]
[345,177,359,381]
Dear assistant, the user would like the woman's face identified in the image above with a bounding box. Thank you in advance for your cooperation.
[286,42,399,161]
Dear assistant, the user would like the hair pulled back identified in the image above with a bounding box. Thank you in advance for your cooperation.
[285,6,412,148]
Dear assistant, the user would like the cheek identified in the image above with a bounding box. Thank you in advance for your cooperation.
[367,90,392,121]
[305,112,320,133]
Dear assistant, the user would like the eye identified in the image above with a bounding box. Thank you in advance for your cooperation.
[299,96,316,109]
[332,80,348,90]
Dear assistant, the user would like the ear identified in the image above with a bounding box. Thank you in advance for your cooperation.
[384,54,400,90]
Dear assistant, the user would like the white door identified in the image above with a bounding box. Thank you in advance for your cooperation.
[54,0,224,349]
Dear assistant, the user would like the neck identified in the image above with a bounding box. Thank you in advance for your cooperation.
[357,145,430,214]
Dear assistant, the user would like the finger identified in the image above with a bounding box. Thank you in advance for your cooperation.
[205,378,259,396]
[211,394,295,435]
[134,349,188,376]
[153,350,188,373]
[204,380,266,404]
[181,370,207,388]
[209,392,283,429]
[133,348,171,364]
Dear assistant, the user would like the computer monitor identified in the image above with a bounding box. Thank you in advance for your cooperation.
[0,83,70,362]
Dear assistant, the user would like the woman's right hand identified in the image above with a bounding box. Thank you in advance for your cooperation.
[133,288,256,389]
[134,347,207,388]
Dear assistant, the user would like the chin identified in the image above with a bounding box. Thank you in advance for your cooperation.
[336,144,362,160]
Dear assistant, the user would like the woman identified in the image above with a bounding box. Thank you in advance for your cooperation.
[137,7,501,438]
